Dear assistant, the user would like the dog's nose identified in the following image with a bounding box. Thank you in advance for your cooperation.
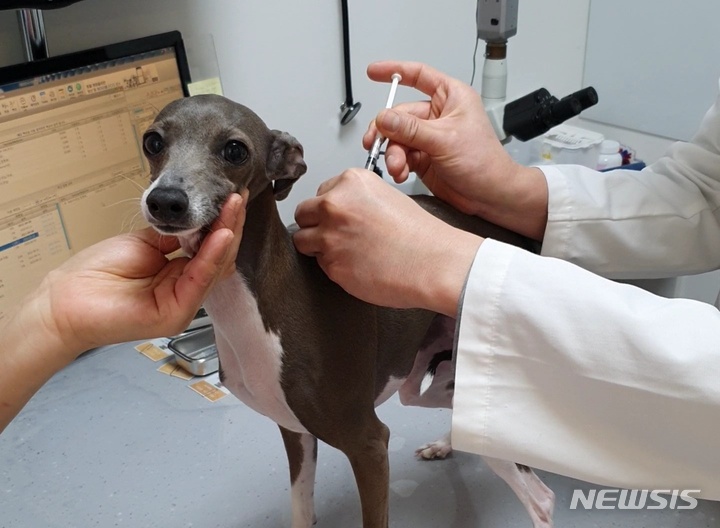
[146,187,190,223]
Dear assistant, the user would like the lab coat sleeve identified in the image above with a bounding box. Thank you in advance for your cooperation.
[540,79,720,279]
[451,239,720,499]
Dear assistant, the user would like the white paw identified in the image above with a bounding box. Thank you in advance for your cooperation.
[415,439,452,460]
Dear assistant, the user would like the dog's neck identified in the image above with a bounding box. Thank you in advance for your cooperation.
[235,185,296,285]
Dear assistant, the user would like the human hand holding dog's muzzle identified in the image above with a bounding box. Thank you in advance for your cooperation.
[209,189,249,281]
[21,190,247,359]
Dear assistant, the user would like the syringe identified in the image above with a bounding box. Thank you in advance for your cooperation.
[365,73,402,172]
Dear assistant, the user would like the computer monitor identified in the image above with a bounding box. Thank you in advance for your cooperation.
[0,31,191,324]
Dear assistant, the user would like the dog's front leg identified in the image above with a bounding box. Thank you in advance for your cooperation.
[279,427,318,528]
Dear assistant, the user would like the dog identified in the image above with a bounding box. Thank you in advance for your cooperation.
[140,94,555,527]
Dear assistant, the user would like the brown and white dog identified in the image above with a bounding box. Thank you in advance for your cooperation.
[140,94,555,528]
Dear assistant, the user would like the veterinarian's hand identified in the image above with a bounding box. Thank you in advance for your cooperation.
[363,60,548,241]
[31,191,247,355]
[293,170,482,317]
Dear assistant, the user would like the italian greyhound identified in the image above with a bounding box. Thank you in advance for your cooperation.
[140,94,555,527]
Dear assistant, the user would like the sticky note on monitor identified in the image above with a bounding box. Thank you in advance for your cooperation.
[188,77,223,96]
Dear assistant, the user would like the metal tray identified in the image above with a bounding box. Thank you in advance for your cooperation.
[167,325,219,376]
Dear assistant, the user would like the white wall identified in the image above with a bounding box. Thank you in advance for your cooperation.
[0,0,676,221]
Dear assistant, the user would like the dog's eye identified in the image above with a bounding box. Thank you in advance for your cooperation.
[223,140,248,164]
[143,132,164,156]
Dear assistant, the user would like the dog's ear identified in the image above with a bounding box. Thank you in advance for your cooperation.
[267,130,307,201]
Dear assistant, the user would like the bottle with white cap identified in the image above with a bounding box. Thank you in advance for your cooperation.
[597,139,623,170]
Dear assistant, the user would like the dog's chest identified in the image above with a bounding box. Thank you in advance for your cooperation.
[203,272,307,434]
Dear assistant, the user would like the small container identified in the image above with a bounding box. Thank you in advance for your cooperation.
[597,139,623,170]
[541,124,604,168]
[168,326,219,376]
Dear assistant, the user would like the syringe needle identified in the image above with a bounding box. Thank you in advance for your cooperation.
[365,73,402,172]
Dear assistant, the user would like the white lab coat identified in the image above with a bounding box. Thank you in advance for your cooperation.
[451,81,720,499]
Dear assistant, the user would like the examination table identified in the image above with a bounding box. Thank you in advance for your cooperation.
[1,341,718,527]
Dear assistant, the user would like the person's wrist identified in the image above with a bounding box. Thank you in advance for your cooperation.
[0,283,82,433]
[20,280,86,365]
[412,223,483,317]
[473,163,548,241]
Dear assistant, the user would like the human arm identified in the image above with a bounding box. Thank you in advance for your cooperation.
[367,61,720,278]
[540,90,720,278]
[363,60,549,241]
[293,169,482,317]
[539,80,720,278]
[452,239,720,499]
[0,192,247,433]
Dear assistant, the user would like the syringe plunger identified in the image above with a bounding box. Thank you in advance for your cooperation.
[364,73,402,172]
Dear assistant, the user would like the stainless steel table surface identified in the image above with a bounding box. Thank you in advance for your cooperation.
[1,342,718,527]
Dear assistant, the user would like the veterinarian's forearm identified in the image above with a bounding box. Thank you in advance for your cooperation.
[540,164,720,278]
[472,165,549,243]
[416,228,484,318]
[0,294,77,434]
[453,239,720,499]
[538,84,720,277]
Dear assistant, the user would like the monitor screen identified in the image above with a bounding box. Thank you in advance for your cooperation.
[0,32,191,324]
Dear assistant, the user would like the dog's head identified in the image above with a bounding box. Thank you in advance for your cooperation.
[140,94,306,242]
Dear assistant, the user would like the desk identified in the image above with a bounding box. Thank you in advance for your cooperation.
[1,342,718,527]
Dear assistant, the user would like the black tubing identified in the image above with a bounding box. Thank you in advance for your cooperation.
[341,0,354,107]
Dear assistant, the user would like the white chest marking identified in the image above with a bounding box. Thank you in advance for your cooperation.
[375,377,406,407]
[203,272,307,434]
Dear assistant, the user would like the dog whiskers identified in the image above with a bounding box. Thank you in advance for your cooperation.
[107,197,142,208]
[119,173,148,193]
[119,209,143,235]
